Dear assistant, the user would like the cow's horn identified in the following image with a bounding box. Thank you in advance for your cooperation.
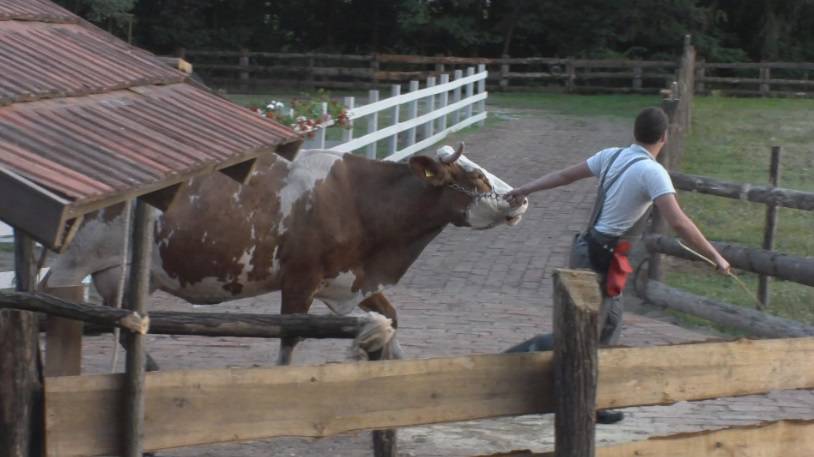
[441,142,464,164]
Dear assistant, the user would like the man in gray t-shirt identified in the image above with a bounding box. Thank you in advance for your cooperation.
[503,107,729,423]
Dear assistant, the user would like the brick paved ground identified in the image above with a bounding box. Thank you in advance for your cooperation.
[72,107,813,456]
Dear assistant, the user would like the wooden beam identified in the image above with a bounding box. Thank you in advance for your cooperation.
[670,171,814,211]
[640,280,814,338]
[553,269,601,457]
[45,337,814,456]
[0,292,148,334]
[0,231,42,457]
[44,286,85,377]
[123,201,154,457]
[643,234,814,287]
[481,419,814,457]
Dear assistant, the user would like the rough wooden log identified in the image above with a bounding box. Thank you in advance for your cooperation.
[641,280,814,337]
[759,146,782,306]
[0,292,148,334]
[643,234,814,287]
[147,311,367,338]
[44,286,85,377]
[553,269,601,457]
[0,232,43,457]
[670,171,814,211]
[123,201,153,457]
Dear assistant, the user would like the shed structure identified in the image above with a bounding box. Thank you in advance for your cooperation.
[0,0,301,250]
[0,1,301,456]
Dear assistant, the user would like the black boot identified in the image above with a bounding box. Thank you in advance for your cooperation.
[596,410,624,424]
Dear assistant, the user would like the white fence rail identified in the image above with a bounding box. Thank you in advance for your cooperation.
[303,65,488,162]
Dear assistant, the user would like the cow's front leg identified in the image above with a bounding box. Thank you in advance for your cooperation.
[359,293,403,360]
[278,284,316,365]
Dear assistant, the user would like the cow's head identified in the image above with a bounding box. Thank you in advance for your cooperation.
[408,143,528,229]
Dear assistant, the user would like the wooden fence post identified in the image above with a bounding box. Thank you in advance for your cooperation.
[500,54,509,90]
[424,76,436,139]
[760,63,770,96]
[633,62,643,91]
[438,74,449,131]
[566,57,576,93]
[477,63,486,127]
[44,286,85,377]
[553,269,601,457]
[647,94,679,282]
[366,90,380,159]
[406,80,419,146]
[0,231,42,457]
[434,58,445,77]
[239,48,250,92]
[123,200,155,457]
[758,145,782,308]
[465,67,475,120]
[341,96,355,144]
[696,58,705,94]
[370,54,380,88]
[388,84,401,155]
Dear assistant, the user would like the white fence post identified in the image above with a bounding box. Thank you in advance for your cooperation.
[366,89,380,159]
[438,74,449,131]
[342,96,355,143]
[388,84,401,156]
[465,67,475,120]
[407,80,419,147]
[477,64,486,127]
[424,76,436,140]
[317,102,327,149]
[452,69,463,125]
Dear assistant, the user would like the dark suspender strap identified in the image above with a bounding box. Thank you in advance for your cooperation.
[585,148,624,231]
[589,153,651,230]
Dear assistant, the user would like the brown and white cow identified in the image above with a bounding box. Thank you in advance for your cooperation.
[43,143,528,364]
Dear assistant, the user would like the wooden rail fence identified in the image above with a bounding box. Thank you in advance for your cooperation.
[179,45,814,97]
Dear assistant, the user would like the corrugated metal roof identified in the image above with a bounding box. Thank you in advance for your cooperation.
[0,0,77,23]
[0,0,301,249]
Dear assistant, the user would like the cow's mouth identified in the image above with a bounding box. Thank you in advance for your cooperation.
[506,215,522,226]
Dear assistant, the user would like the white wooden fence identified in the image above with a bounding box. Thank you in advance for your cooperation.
[303,65,488,162]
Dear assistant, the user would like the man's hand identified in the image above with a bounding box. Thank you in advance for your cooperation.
[715,256,731,275]
[504,187,529,207]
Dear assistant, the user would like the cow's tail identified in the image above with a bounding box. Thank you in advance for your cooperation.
[349,311,397,360]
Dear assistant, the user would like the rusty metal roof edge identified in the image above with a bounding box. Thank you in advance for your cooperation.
[62,142,292,219]
[0,165,68,249]
[0,164,71,205]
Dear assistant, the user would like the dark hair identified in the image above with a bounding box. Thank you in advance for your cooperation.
[634,107,668,144]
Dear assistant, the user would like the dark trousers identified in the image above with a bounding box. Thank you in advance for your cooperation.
[505,232,623,353]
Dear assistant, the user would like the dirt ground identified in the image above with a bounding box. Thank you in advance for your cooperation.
[3,106,813,456]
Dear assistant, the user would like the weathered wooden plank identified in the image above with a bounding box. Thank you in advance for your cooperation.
[483,420,814,457]
[45,352,555,456]
[553,269,600,457]
[45,337,814,456]
[643,234,814,287]
[44,286,85,377]
[640,280,814,338]
[671,171,814,211]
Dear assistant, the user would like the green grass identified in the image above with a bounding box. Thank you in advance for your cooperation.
[667,95,814,326]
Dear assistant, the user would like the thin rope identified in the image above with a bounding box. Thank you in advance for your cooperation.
[110,200,133,372]
[676,239,763,308]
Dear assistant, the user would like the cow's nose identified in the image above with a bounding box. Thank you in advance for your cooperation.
[509,197,528,209]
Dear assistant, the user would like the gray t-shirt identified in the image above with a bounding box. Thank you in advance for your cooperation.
[586,144,675,236]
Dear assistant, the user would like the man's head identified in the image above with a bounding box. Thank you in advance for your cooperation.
[634,107,668,146]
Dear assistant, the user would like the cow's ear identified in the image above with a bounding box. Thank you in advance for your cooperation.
[409,156,448,186]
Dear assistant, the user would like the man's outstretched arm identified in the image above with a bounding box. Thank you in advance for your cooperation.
[505,162,593,206]
[654,194,731,273]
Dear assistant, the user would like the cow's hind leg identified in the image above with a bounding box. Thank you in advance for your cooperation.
[93,267,160,372]
[278,287,316,366]
[359,293,403,360]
